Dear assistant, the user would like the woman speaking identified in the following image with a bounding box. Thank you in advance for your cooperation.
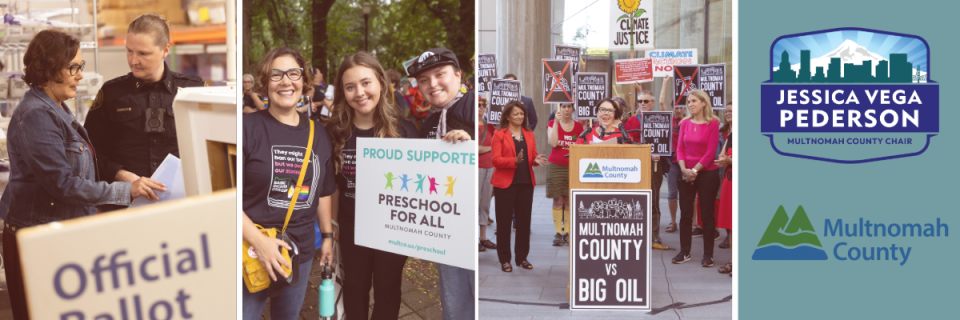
[491,101,547,272]
[576,98,625,144]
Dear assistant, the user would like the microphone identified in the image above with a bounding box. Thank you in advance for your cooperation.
[577,125,592,142]
[618,123,632,144]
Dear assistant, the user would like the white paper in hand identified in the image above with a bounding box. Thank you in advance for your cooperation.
[129,154,185,208]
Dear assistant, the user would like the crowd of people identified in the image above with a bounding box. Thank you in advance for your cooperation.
[241,46,476,320]
[477,76,734,277]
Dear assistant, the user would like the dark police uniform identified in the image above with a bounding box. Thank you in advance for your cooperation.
[84,63,204,191]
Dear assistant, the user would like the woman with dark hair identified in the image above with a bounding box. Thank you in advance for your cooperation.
[242,47,337,320]
[491,100,548,272]
[576,98,627,144]
[0,29,165,319]
[327,51,419,320]
[672,90,722,267]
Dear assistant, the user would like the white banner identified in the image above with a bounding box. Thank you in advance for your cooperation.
[355,138,476,270]
[609,0,655,51]
[17,190,237,319]
[578,158,643,183]
[646,49,698,77]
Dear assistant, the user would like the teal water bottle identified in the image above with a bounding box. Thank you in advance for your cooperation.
[319,264,334,318]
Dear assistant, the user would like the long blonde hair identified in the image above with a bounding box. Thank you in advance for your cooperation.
[683,90,720,123]
[326,52,402,173]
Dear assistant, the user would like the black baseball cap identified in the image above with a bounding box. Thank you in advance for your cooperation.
[406,47,459,77]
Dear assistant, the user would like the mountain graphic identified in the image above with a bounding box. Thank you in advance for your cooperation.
[752,205,828,260]
[582,162,603,178]
[773,40,927,80]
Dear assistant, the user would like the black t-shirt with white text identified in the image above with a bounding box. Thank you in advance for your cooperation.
[335,119,419,243]
[243,111,337,260]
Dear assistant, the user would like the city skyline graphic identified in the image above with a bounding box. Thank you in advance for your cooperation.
[768,28,931,84]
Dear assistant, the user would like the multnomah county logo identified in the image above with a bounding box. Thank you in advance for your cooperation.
[582,162,603,178]
[760,28,939,164]
[577,159,641,183]
[752,205,828,260]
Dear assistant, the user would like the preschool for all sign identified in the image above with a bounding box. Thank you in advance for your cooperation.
[355,138,476,270]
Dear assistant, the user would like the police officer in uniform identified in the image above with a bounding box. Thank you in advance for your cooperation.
[84,14,204,211]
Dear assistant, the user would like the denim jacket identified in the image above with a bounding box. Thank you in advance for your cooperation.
[0,86,131,230]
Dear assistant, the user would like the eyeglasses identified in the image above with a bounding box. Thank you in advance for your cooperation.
[597,108,616,114]
[68,61,85,76]
[242,80,253,84]
[638,99,652,104]
[270,68,304,82]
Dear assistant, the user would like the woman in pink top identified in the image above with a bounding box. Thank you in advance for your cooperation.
[546,103,583,246]
[672,90,722,267]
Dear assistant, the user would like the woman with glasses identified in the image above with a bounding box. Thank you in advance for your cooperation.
[575,98,626,144]
[242,47,337,320]
[242,73,265,114]
[0,29,166,320]
[672,90,722,267]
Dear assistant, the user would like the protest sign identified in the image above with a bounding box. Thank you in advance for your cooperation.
[555,45,582,81]
[576,73,608,120]
[18,190,237,319]
[355,138,476,270]
[640,111,673,156]
[571,189,652,310]
[673,63,726,109]
[477,53,497,93]
[609,0,655,51]
[614,58,654,84]
[488,79,522,125]
[646,49,698,77]
[542,59,575,104]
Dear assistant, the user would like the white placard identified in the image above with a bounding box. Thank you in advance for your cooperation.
[355,138,476,270]
[578,158,642,183]
[646,49,698,77]
[609,0,655,51]
[17,190,237,319]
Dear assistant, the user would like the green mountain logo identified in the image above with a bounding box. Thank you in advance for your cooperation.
[582,162,603,178]
[752,205,828,260]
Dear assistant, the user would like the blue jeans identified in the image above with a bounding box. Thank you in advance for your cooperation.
[242,259,313,320]
[437,264,475,319]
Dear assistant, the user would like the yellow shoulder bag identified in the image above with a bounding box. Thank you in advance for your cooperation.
[242,119,314,293]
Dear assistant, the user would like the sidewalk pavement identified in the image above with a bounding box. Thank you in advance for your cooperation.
[262,256,443,320]
[479,184,732,319]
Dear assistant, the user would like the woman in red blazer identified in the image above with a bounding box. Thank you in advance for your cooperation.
[491,101,547,272]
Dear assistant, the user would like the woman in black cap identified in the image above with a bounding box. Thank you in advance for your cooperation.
[406,47,475,320]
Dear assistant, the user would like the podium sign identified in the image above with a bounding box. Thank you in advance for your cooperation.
[17,190,237,319]
[570,189,652,310]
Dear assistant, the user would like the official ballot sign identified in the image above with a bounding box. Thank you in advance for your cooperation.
[354,138,476,270]
[17,190,237,319]
[570,189,651,310]
[488,79,522,125]
[614,58,654,85]
[576,73,608,120]
[640,111,673,156]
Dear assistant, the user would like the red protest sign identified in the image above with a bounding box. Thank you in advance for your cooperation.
[614,58,653,84]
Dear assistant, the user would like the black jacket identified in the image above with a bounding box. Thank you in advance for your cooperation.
[420,90,476,140]
[83,63,204,183]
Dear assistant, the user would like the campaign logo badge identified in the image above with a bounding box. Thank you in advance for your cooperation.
[760,28,939,163]
[752,205,828,260]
